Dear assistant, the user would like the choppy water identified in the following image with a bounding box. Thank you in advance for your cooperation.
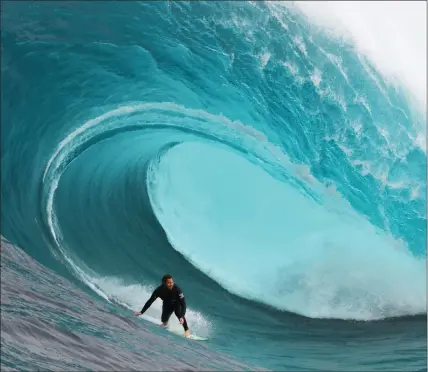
[1,1,426,371]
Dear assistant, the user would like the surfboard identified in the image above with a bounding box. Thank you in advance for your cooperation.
[137,313,209,341]
[186,333,209,341]
[164,326,209,341]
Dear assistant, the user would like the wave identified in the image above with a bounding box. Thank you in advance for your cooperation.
[38,101,426,322]
[2,3,427,370]
[1,1,425,337]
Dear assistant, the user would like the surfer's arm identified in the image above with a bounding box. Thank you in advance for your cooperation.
[139,289,158,315]
[177,288,186,317]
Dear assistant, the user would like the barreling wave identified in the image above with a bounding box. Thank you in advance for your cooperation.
[2,2,426,370]
[39,101,425,322]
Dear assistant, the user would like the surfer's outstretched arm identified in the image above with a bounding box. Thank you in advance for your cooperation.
[135,289,158,316]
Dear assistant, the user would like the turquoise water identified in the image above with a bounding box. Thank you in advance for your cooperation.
[1,2,426,371]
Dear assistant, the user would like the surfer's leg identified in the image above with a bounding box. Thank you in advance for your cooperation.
[174,308,189,332]
[161,305,173,327]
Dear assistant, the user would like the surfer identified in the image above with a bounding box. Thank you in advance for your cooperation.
[134,274,190,338]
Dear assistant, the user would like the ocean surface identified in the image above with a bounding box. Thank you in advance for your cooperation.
[1,1,426,371]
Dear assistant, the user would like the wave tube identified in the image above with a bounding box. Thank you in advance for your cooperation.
[40,101,314,329]
[147,140,426,321]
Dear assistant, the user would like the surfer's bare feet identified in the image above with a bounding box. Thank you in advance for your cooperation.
[184,330,190,338]
[160,323,168,328]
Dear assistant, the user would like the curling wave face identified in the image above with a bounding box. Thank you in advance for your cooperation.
[39,99,426,322]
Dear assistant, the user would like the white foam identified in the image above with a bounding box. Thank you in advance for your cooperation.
[310,67,322,87]
[292,35,308,58]
[286,1,427,111]
[259,52,271,70]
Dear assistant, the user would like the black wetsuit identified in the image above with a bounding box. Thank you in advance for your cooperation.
[139,284,189,331]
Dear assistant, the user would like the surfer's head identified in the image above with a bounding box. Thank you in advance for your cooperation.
[162,274,174,289]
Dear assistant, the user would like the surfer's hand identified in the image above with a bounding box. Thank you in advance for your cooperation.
[179,317,184,324]
[134,311,141,316]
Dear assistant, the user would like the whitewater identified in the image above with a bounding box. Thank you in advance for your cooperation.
[1,1,426,371]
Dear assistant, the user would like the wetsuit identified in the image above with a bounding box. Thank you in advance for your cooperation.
[139,284,189,331]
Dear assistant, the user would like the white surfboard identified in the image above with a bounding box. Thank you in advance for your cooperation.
[165,326,209,341]
[185,333,209,341]
[137,313,209,341]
